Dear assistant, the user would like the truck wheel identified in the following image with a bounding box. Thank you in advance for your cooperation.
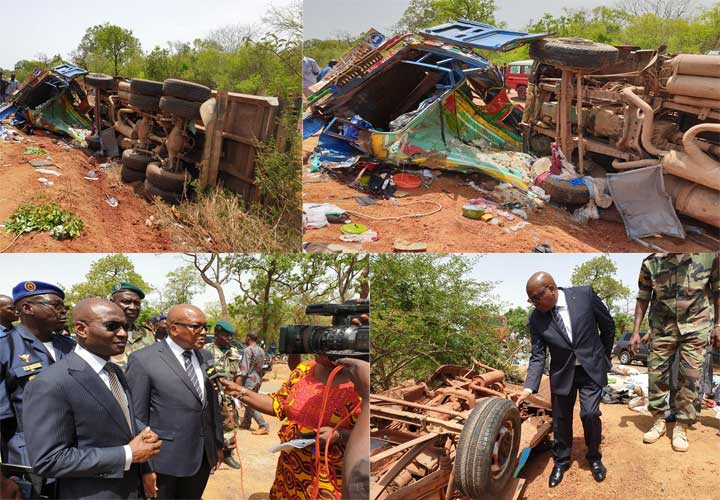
[144,179,183,204]
[455,398,521,499]
[146,162,190,193]
[159,96,201,120]
[85,73,114,91]
[162,79,212,102]
[130,79,163,97]
[128,93,161,113]
[516,85,527,100]
[620,351,631,365]
[539,175,590,205]
[529,38,619,70]
[121,165,146,183]
[122,149,153,172]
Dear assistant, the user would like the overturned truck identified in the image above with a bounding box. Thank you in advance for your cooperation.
[371,363,552,500]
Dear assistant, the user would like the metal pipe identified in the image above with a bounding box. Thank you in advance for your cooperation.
[622,86,668,157]
[670,54,720,78]
[669,95,720,110]
[475,370,505,386]
[664,175,720,228]
[662,123,720,191]
[611,158,659,170]
[666,75,720,100]
[576,72,585,175]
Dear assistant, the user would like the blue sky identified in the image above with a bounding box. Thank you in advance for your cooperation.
[0,253,240,309]
[1,0,291,68]
[304,0,718,39]
[465,253,648,312]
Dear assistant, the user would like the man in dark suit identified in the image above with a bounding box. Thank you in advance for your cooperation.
[126,304,224,500]
[511,272,615,488]
[23,299,162,500]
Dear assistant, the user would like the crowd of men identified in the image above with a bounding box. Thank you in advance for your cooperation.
[0,72,19,103]
[0,280,270,499]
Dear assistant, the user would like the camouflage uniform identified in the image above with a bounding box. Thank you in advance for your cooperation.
[639,253,719,424]
[111,323,155,370]
[204,342,243,449]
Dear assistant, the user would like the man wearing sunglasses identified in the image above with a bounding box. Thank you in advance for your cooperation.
[110,282,154,370]
[0,281,75,466]
[510,272,615,489]
[126,304,224,499]
[23,299,162,499]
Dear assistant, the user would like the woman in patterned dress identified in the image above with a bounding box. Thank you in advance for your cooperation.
[221,354,361,499]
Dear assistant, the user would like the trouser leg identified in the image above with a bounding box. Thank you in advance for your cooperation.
[576,366,603,462]
[648,326,679,417]
[551,385,578,467]
[675,329,710,424]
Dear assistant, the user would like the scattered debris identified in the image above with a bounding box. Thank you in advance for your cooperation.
[35,169,61,177]
[392,239,427,252]
[24,146,48,156]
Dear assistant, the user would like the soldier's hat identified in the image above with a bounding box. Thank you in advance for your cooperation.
[214,320,235,335]
[111,282,145,299]
[12,281,65,302]
[150,314,167,324]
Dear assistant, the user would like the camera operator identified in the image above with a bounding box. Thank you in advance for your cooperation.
[221,351,362,499]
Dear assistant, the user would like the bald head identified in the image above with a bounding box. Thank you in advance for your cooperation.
[0,294,18,327]
[526,272,559,312]
[74,299,128,358]
[167,304,207,350]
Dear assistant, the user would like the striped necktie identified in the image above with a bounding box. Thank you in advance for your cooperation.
[104,362,132,432]
[553,306,570,341]
[182,351,203,402]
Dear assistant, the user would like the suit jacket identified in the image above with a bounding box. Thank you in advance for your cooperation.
[126,339,223,477]
[525,286,615,396]
[23,352,147,500]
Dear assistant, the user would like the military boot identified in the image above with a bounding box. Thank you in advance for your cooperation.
[643,416,666,443]
[672,423,689,452]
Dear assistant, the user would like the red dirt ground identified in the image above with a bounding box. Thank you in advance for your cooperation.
[303,169,710,254]
[515,401,720,500]
[0,131,184,252]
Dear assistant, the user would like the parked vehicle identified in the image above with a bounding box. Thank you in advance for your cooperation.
[262,352,273,374]
[612,332,649,365]
[505,59,533,99]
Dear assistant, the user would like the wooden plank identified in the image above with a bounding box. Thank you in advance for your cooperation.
[200,91,228,189]
[370,432,439,464]
[221,131,255,147]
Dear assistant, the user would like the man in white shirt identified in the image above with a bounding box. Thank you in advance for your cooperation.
[23,299,162,500]
[5,74,18,99]
[511,272,615,488]
[302,56,320,96]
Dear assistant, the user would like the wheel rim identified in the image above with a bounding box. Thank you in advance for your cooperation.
[621,352,629,364]
[491,421,514,479]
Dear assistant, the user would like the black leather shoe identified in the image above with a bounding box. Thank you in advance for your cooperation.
[223,455,241,469]
[548,464,569,488]
[590,460,606,482]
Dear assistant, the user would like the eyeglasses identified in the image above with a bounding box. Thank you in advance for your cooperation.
[174,322,209,332]
[527,285,551,304]
[26,300,67,311]
[100,320,127,332]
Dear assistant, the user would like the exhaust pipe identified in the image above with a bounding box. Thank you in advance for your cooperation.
[664,175,720,228]
[662,123,720,191]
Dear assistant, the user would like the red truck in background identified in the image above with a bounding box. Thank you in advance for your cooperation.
[504,59,533,99]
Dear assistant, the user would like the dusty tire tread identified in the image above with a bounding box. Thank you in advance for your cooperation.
[162,79,212,102]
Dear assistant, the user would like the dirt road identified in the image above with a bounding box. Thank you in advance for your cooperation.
[0,133,182,252]
[516,362,720,500]
[203,363,290,500]
[303,170,708,253]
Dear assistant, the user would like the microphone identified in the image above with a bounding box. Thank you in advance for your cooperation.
[206,366,227,398]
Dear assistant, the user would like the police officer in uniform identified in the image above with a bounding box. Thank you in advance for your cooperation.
[0,281,75,465]
[204,320,242,469]
[109,282,154,369]
[0,295,18,333]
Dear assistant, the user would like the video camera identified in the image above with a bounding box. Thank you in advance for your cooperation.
[279,301,369,361]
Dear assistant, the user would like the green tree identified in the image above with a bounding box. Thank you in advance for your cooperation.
[66,254,152,307]
[395,0,498,33]
[505,306,531,341]
[75,23,142,75]
[570,255,630,311]
[157,265,204,311]
[370,254,519,391]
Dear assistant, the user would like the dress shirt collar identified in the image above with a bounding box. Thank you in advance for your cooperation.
[166,335,192,358]
[555,288,567,310]
[75,344,110,375]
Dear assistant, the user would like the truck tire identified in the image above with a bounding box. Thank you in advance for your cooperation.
[144,179,183,204]
[145,162,190,193]
[162,79,212,102]
[529,38,619,70]
[130,79,163,97]
[128,93,161,113]
[455,398,521,499]
[85,73,114,91]
[516,84,527,100]
[539,175,590,205]
[122,149,153,172]
[159,96,201,120]
[121,164,146,183]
